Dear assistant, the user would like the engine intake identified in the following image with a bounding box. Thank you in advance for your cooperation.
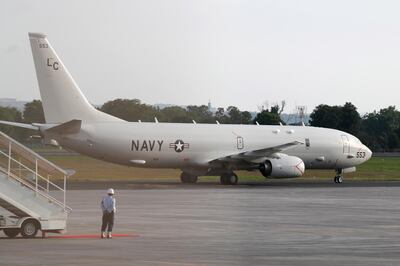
[260,154,305,178]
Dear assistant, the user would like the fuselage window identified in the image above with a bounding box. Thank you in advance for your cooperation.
[305,138,310,148]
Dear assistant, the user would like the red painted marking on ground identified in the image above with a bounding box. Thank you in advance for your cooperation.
[47,233,138,239]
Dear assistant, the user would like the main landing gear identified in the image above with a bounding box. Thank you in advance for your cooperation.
[220,172,238,185]
[179,171,239,185]
[180,172,198,184]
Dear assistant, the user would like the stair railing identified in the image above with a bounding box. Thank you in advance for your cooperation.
[0,131,72,212]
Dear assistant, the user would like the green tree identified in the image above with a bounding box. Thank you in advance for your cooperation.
[186,105,213,123]
[100,99,158,122]
[253,105,284,125]
[223,106,253,124]
[0,106,25,140]
[240,111,252,124]
[227,106,242,124]
[23,100,45,123]
[310,104,341,129]
[360,106,400,151]
[310,102,360,135]
[215,107,227,123]
[338,102,361,135]
[159,106,191,123]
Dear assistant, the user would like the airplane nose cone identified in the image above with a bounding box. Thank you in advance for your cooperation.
[365,146,372,161]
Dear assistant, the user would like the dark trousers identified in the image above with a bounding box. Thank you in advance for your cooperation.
[101,211,114,232]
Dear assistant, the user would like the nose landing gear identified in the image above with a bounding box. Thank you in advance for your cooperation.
[334,169,343,184]
[334,175,343,184]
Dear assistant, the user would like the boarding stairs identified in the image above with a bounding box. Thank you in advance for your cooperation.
[0,131,72,237]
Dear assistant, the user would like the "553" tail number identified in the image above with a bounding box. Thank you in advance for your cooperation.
[356,151,366,158]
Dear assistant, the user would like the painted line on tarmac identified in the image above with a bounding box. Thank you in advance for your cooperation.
[47,233,139,239]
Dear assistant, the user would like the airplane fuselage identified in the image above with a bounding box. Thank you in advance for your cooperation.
[57,122,371,175]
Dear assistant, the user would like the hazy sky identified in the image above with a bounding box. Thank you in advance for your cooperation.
[1,0,400,114]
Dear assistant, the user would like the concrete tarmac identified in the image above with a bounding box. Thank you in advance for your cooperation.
[1,181,400,266]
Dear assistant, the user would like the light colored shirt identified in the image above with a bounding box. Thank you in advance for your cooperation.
[101,195,116,213]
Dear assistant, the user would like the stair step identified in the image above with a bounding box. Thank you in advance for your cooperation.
[0,198,29,217]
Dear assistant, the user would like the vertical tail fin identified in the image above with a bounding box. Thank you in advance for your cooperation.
[28,32,121,123]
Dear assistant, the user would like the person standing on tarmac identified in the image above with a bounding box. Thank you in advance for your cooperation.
[101,188,116,239]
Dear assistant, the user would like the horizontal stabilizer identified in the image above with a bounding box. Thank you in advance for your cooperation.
[0,120,38,130]
[45,119,81,135]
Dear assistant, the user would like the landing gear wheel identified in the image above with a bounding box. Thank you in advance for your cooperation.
[334,175,343,184]
[3,228,20,238]
[220,175,227,185]
[180,172,198,184]
[220,173,238,185]
[20,220,39,238]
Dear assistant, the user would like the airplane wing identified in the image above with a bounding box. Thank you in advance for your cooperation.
[0,120,39,130]
[210,141,303,165]
[0,119,81,135]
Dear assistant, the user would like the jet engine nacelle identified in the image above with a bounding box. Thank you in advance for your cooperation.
[260,154,305,178]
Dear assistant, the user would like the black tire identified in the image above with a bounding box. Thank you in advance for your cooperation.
[334,175,343,184]
[228,173,238,185]
[180,172,198,184]
[220,173,238,185]
[220,175,227,185]
[20,220,39,238]
[3,228,20,238]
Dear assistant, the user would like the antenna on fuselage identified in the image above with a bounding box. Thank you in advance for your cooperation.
[154,117,159,123]
[255,121,260,125]
[216,120,220,125]
[192,120,197,124]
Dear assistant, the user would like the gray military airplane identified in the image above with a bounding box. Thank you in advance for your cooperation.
[0,33,372,185]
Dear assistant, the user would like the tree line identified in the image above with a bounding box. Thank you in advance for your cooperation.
[100,98,282,125]
[0,99,399,152]
[0,99,283,143]
[310,103,400,152]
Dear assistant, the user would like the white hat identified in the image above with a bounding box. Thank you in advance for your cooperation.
[107,188,115,195]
